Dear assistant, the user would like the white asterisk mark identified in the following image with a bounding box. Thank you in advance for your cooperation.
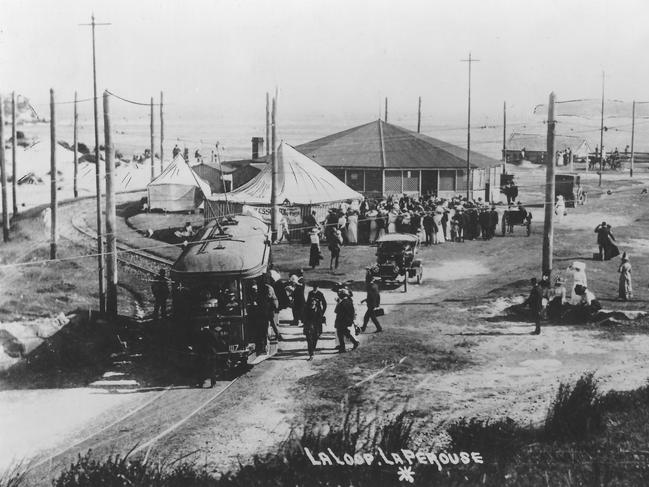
[397,465,415,483]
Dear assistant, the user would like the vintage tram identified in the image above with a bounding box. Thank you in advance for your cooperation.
[170,215,271,368]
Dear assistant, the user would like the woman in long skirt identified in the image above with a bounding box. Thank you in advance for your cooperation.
[308,229,322,269]
[387,208,398,234]
[346,210,358,244]
[367,209,378,243]
[618,252,633,301]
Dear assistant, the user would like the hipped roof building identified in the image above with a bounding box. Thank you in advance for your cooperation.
[296,119,503,201]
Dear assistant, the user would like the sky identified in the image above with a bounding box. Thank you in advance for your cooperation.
[2,0,649,126]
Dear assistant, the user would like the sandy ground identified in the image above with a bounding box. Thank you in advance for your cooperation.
[1,167,649,483]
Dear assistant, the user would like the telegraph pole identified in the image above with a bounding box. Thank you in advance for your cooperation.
[11,93,17,216]
[0,95,8,242]
[599,71,605,187]
[502,101,507,174]
[384,97,388,123]
[630,100,636,178]
[50,89,58,260]
[80,13,110,313]
[542,92,556,278]
[461,52,480,200]
[160,91,164,172]
[417,96,422,133]
[150,97,155,180]
[271,96,278,242]
[103,91,117,316]
[265,92,270,157]
[73,91,79,198]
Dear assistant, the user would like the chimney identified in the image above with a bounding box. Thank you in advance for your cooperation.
[251,137,264,160]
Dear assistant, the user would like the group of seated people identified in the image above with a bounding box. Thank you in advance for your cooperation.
[519,274,602,324]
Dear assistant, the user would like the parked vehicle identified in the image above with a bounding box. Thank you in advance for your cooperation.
[366,233,422,291]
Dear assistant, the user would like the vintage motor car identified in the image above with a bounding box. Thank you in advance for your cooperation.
[366,233,423,291]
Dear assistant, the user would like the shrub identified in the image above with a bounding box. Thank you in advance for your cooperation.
[544,372,604,441]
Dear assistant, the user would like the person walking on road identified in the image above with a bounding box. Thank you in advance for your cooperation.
[303,283,327,360]
[334,288,359,352]
[361,277,382,333]
[328,227,343,270]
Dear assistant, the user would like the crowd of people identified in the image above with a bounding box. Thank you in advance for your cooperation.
[300,193,530,271]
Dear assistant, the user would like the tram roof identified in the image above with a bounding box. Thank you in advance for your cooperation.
[171,215,270,279]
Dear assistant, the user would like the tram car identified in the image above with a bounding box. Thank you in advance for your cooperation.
[170,215,271,369]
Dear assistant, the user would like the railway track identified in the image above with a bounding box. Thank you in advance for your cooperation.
[69,210,174,276]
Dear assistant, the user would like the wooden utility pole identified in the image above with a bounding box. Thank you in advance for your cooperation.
[160,91,164,172]
[542,92,556,278]
[266,92,270,157]
[11,92,17,216]
[599,71,605,187]
[417,96,422,133]
[50,89,58,260]
[384,97,388,123]
[80,14,110,313]
[630,100,636,178]
[461,52,480,200]
[150,97,155,180]
[502,101,507,174]
[73,91,79,198]
[103,91,117,316]
[271,96,278,242]
[0,95,8,242]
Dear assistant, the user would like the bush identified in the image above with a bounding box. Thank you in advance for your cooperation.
[544,372,604,441]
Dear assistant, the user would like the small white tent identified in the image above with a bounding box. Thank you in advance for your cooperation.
[147,155,212,211]
[208,142,363,205]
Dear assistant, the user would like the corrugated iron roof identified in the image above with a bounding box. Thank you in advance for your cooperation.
[296,119,502,170]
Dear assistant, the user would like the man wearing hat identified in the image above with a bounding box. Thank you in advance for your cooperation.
[361,277,383,333]
[304,282,327,360]
[595,221,609,261]
[334,288,359,352]
[523,277,543,334]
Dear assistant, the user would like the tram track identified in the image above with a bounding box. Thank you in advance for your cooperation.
[20,197,244,484]
[25,378,241,485]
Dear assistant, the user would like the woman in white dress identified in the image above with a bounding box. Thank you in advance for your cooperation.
[567,261,588,304]
[387,208,398,234]
[433,207,445,243]
[346,210,358,244]
[367,209,378,243]
[555,195,566,222]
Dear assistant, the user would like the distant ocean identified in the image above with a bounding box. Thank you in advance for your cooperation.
[18,109,640,164]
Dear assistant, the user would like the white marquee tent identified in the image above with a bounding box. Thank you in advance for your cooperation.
[207,142,363,206]
[147,154,212,211]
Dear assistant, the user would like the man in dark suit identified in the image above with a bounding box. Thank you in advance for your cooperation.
[361,278,382,333]
[334,288,359,352]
